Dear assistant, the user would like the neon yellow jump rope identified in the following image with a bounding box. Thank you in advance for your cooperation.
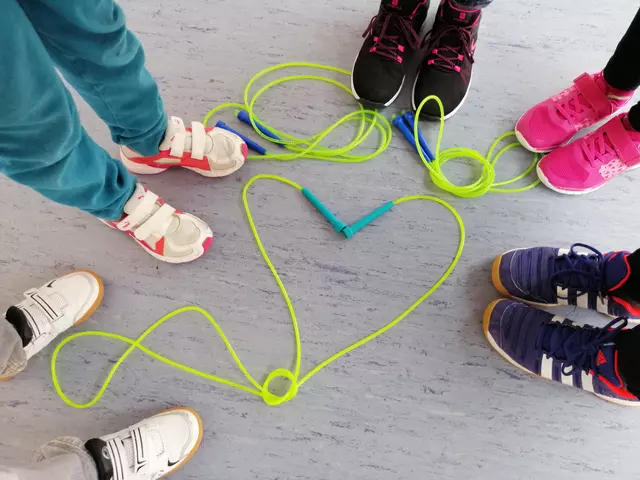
[51,62,539,408]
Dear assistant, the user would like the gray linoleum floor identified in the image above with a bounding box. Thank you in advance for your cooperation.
[1,1,639,479]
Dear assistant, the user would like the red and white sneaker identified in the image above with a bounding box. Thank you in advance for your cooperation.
[103,184,213,264]
[120,116,248,177]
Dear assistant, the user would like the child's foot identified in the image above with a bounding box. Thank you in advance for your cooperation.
[412,0,480,119]
[536,113,640,194]
[484,299,639,406]
[1,270,103,379]
[85,408,203,480]
[103,184,213,264]
[352,0,429,107]
[120,116,248,177]
[492,243,640,320]
[516,72,634,153]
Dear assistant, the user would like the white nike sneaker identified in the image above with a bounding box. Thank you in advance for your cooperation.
[120,116,248,177]
[103,184,213,264]
[85,408,204,480]
[5,270,103,364]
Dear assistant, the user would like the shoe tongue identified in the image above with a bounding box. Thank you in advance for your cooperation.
[382,0,422,15]
[594,344,622,385]
[440,0,480,25]
[604,252,631,291]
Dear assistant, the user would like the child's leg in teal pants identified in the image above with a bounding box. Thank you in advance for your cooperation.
[18,0,168,156]
[0,0,166,220]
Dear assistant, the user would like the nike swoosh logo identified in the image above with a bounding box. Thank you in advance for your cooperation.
[47,280,56,288]
[167,460,180,467]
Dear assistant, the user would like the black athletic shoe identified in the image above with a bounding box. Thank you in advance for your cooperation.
[412,0,481,119]
[352,0,429,108]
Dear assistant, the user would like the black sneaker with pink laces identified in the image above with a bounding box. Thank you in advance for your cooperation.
[352,0,429,108]
[412,0,481,119]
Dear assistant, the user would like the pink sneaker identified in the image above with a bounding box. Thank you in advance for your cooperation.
[516,72,634,153]
[537,113,640,194]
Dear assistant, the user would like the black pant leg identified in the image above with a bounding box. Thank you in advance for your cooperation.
[603,7,640,91]
[615,327,640,398]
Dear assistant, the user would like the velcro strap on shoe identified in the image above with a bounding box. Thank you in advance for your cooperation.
[133,203,176,241]
[25,291,62,323]
[130,426,150,474]
[603,116,640,166]
[573,73,613,118]
[117,192,159,232]
[106,438,129,480]
[169,117,187,158]
[190,121,207,160]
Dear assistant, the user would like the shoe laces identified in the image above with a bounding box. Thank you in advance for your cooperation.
[580,128,617,168]
[555,88,595,124]
[550,243,608,299]
[363,3,424,63]
[424,24,474,76]
[536,316,627,376]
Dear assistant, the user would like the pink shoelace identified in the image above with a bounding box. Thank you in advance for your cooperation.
[581,130,616,168]
[556,89,595,124]
[363,3,425,63]
[424,24,475,78]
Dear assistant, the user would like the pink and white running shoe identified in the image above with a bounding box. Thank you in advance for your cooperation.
[537,113,640,194]
[121,116,248,177]
[516,72,634,153]
[103,184,213,263]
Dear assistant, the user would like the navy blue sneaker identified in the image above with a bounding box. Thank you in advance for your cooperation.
[484,299,639,406]
[492,243,640,320]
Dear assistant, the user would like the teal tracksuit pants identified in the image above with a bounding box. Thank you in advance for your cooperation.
[0,0,168,220]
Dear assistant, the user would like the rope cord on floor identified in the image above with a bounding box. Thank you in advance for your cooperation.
[202,62,540,197]
[50,63,537,408]
[51,174,465,408]
[412,96,541,198]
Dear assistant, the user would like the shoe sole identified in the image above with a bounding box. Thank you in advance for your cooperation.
[120,148,245,178]
[350,53,405,109]
[513,129,556,154]
[160,407,204,478]
[483,299,640,407]
[0,270,104,382]
[410,72,473,121]
[536,161,640,196]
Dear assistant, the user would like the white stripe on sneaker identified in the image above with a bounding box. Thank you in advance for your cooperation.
[540,354,554,379]
[560,368,574,386]
[596,296,609,315]
[576,294,589,310]
[581,371,595,393]
[556,286,569,306]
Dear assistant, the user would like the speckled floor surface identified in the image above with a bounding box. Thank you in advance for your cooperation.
[1,1,639,479]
